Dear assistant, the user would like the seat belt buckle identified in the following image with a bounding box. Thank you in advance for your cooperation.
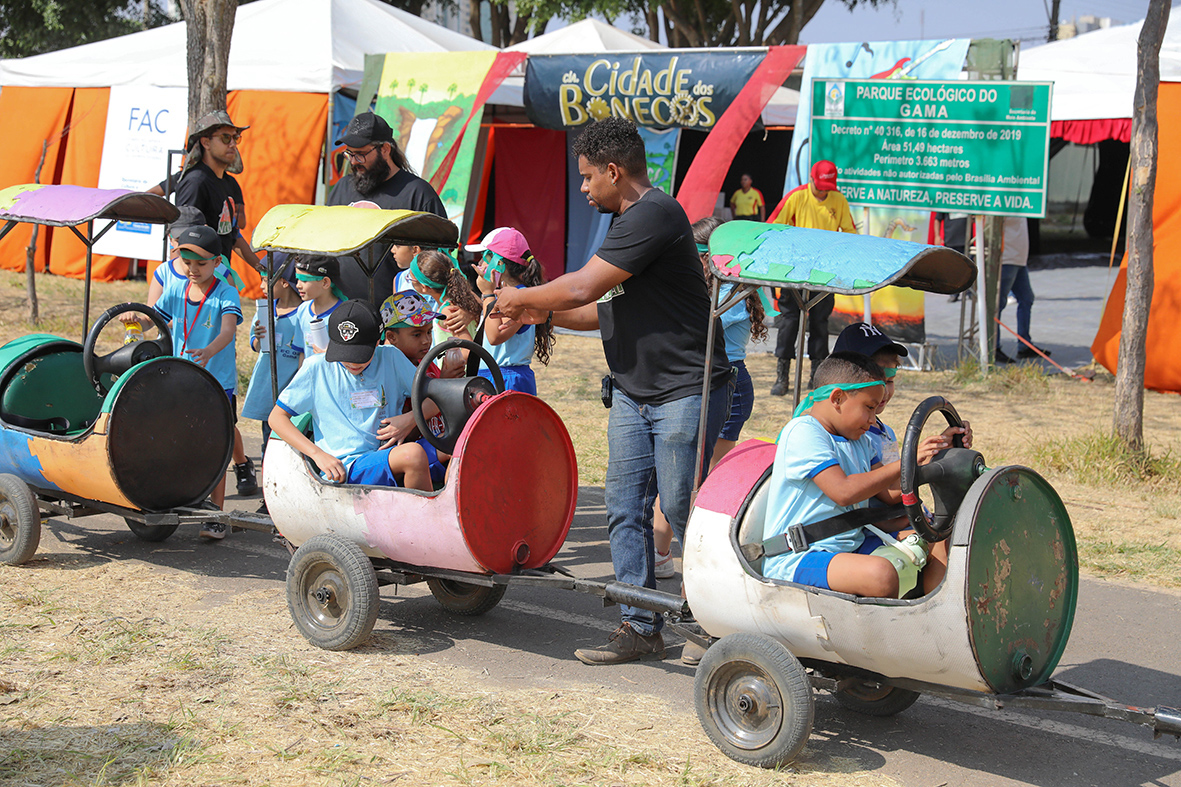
[787,523,808,553]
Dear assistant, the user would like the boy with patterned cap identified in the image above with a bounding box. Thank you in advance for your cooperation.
[268,299,431,490]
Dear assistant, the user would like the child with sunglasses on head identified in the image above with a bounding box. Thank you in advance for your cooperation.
[153,225,244,534]
[464,228,556,395]
[293,256,346,355]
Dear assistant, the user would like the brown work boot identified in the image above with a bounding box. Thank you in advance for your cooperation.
[575,623,666,665]
[769,358,791,397]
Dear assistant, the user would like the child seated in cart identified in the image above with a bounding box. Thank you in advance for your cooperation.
[762,352,952,598]
[267,299,432,491]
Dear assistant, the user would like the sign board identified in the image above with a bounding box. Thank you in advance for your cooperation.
[811,79,1052,217]
[94,85,187,260]
[524,51,765,130]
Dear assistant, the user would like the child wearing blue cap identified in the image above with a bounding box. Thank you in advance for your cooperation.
[762,352,953,597]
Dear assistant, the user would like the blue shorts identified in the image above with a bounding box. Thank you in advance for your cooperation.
[346,449,400,487]
[719,360,753,441]
[417,438,447,487]
[479,365,536,395]
[791,531,895,590]
[225,389,238,424]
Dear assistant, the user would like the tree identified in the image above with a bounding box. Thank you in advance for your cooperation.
[0,0,175,58]
[1113,0,1170,454]
[176,0,238,130]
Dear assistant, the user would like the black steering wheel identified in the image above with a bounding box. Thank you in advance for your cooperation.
[899,396,986,542]
[411,338,505,455]
[82,303,173,394]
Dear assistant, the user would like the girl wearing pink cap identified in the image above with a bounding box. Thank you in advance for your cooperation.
[466,227,555,395]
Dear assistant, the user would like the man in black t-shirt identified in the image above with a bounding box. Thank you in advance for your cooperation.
[175,110,260,272]
[497,117,732,666]
[327,112,448,303]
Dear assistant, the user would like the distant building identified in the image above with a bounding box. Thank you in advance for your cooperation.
[1056,14,1122,40]
[419,0,490,43]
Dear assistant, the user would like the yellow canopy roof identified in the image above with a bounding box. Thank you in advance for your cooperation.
[252,204,459,255]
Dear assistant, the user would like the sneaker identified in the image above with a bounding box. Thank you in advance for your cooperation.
[235,458,258,496]
[995,348,1014,364]
[682,639,707,666]
[199,522,227,540]
[574,623,666,665]
[1017,344,1051,359]
[655,549,675,579]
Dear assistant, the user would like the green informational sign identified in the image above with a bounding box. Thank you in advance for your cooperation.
[811,79,1052,217]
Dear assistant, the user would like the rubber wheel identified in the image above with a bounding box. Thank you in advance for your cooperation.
[0,474,40,565]
[124,517,178,543]
[834,680,921,717]
[286,535,379,651]
[426,577,507,616]
[694,633,814,769]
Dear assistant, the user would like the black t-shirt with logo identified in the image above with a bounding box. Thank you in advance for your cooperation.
[327,169,447,303]
[595,188,730,405]
[175,161,244,260]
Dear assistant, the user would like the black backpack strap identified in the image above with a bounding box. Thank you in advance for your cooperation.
[741,504,906,562]
[463,296,494,378]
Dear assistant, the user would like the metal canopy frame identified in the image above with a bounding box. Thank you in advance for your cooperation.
[0,186,180,343]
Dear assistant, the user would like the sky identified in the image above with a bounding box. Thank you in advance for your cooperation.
[798,0,1153,45]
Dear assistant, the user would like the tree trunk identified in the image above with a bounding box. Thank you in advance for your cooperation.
[24,140,48,325]
[177,0,238,131]
[469,0,482,43]
[1114,0,1170,453]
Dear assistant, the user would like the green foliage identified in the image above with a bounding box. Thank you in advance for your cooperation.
[0,0,176,58]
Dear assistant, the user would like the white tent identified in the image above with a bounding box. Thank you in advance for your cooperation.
[1018,16,1181,122]
[0,0,492,93]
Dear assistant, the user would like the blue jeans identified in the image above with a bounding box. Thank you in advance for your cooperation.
[996,264,1035,345]
[604,379,732,636]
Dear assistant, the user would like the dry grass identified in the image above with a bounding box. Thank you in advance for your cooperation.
[0,561,898,787]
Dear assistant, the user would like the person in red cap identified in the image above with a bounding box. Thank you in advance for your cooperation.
[766,159,857,397]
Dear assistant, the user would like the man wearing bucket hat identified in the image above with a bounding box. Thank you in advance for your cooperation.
[327,112,447,304]
[767,159,857,397]
[175,109,261,272]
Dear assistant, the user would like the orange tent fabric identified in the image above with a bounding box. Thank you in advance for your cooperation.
[227,90,329,300]
[48,87,130,282]
[0,86,74,273]
[1092,82,1181,393]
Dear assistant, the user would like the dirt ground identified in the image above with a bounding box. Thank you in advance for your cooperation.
[1,270,1179,785]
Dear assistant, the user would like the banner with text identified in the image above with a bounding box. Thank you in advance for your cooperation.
[524,51,765,130]
[93,85,187,260]
[812,79,1052,217]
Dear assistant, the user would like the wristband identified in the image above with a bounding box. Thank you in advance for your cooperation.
[481,293,496,299]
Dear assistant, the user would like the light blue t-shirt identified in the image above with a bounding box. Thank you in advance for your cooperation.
[762,415,882,582]
[276,346,417,470]
[240,304,303,420]
[865,418,899,509]
[720,283,750,364]
[155,276,243,392]
[294,298,342,355]
[393,268,415,295]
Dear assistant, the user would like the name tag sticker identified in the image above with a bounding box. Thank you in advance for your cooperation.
[350,389,382,409]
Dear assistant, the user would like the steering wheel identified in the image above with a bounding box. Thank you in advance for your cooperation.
[411,338,505,455]
[899,396,986,542]
[82,303,173,394]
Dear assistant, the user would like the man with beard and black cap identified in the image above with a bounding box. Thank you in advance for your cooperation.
[327,112,447,303]
[174,110,261,273]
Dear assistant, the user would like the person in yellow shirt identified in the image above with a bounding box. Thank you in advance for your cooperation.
[729,174,765,221]
[768,160,856,396]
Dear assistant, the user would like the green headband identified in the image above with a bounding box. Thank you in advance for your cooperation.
[178,250,244,290]
[792,379,886,419]
[696,243,709,254]
[296,271,346,301]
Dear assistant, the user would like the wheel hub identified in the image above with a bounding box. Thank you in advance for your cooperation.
[312,586,335,605]
[711,662,783,750]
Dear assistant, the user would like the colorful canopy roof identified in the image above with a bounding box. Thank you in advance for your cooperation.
[253,204,459,256]
[0,184,179,227]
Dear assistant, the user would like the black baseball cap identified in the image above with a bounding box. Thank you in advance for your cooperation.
[326,299,381,363]
[832,322,909,358]
[335,112,394,147]
[174,225,220,259]
[295,255,339,280]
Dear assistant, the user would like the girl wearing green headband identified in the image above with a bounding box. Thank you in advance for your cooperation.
[408,250,481,347]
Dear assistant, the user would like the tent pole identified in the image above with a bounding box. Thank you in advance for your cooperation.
[267,251,279,403]
[692,275,721,495]
[974,215,989,372]
[324,89,336,198]
[861,206,872,323]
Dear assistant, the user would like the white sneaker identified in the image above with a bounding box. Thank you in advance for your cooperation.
[655,549,675,579]
[199,522,227,540]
